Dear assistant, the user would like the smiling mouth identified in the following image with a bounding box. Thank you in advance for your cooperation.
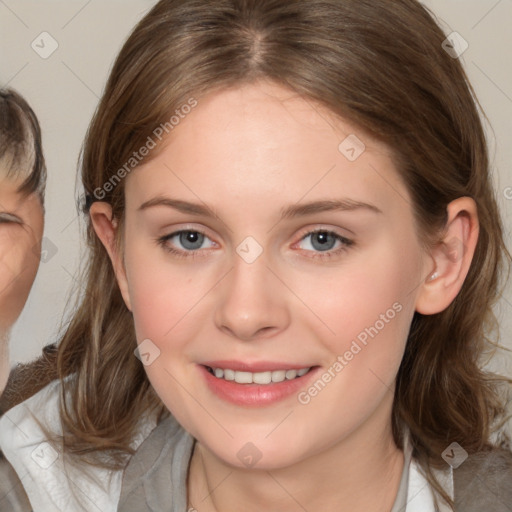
[203,365,314,385]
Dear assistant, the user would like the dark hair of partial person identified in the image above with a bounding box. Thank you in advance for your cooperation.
[0,87,46,201]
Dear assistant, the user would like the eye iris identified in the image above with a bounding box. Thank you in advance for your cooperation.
[180,231,204,250]
[174,232,339,252]
[311,232,336,252]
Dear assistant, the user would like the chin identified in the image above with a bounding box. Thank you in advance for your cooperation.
[199,433,308,471]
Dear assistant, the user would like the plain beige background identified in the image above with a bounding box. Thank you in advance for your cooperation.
[0,1,511,378]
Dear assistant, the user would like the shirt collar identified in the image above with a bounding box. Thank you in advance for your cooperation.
[394,425,454,512]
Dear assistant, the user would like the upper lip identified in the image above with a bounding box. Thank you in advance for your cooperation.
[200,360,315,372]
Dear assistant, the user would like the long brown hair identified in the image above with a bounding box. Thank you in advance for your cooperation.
[8,1,512,509]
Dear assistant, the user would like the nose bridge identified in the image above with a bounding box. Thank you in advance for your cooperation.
[214,238,289,340]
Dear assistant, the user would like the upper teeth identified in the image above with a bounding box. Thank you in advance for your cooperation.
[209,367,311,384]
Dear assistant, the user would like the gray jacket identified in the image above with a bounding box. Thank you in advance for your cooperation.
[117,415,512,512]
[0,453,32,512]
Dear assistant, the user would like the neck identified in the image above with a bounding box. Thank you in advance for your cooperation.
[187,392,404,512]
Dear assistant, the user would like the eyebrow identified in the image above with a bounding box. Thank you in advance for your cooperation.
[138,197,383,219]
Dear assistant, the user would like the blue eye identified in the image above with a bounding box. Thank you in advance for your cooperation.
[296,230,354,260]
[156,228,354,260]
[157,230,215,259]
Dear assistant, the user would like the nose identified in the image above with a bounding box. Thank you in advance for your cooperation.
[214,251,290,341]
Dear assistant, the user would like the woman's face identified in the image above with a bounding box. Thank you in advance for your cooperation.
[0,176,44,390]
[106,81,434,468]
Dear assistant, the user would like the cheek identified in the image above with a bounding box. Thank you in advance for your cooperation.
[301,240,420,389]
[309,247,415,338]
[124,241,209,344]
[0,240,40,329]
[123,242,212,430]
[287,251,418,446]
[0,258,17,327]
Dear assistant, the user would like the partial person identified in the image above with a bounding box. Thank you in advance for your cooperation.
[0,88,46,511]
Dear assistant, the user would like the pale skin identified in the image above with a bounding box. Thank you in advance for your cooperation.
[91,81,479,512]
[0,175,44,392]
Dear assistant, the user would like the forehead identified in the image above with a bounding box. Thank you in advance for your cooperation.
[126,81,411,218]
[0,173,41,216]
[0,173,23,201]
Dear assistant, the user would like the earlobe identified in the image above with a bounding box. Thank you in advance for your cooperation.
[415,197,479,315]
[89,202,132,311]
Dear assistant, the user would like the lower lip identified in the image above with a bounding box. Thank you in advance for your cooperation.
[198,365,320,407]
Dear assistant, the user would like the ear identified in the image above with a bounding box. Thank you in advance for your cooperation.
[415,197,479,315]
[89,202,132,311]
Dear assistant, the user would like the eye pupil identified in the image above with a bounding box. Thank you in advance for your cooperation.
[311,231,336,251]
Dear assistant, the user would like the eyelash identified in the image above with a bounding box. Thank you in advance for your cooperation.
[156,228,354,261]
